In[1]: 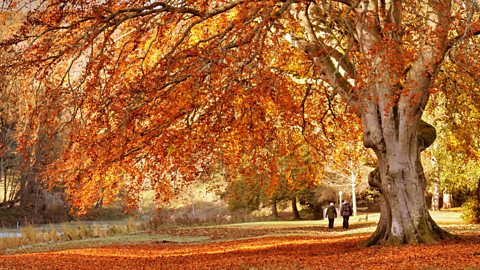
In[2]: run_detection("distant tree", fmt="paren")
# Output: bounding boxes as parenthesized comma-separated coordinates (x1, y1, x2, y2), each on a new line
(425, 56, 480, 221)
(298, 184, 336, 220)
(222, 176, 263, 213)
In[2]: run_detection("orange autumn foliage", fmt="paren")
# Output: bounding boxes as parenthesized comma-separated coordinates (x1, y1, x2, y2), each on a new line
(1, 1, 480, 245)
(1, 1, 354, 212)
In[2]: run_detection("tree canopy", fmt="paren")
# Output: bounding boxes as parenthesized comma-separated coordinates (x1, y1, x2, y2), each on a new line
(1, 0, 480, 245)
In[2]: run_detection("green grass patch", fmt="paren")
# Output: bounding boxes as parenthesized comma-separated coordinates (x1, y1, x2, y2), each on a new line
(4, 232, 207, 254)
(0, 209, 473, 255)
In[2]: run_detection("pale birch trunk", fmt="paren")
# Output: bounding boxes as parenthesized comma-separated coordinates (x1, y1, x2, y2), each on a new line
(432, 175, 441, 211)
(351, 170, 357, 217)
(443, 191, 453, 209)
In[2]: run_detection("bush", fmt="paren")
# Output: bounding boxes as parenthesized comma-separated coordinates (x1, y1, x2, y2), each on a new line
(0, 206, 70, 227)
(80, 206, 128, 221)
(142, 201, 234, 229)
(356, 188, 381, 211)
(462, 198, 480, 224)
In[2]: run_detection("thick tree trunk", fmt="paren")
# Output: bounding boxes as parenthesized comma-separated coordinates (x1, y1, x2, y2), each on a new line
(291, 197, 301, 220)
(363, 121, 450, 246)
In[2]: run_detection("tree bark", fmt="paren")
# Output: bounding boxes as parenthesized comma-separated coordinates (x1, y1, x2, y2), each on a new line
(271, 197, 279, 219)
(364, 120, 450, 246)
(477, 177, 480, 206)
(351, 171, 357, 216)
(443, 191, 452, 209)
(291, 197, 301, 220)
(476, 177, 480, 222)
(1, 157, 5, 204)
(431, 168, 440, 211)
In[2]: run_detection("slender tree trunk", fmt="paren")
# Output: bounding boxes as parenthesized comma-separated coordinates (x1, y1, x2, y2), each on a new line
(3, 169, 9, 204)
(271, 197, 279, 218)
(18, 174, 29, 206)
(477, 177, 480, 204)
(1, 157, 5, 204)
(364, 120, 450, 246)
(351, 169, 357, 216)
(431, 158, 441, 211)
(8, 170, 16, 202)
(443, 191, 452, 209)
(431, 174, 440, 211)
(190, 193, 195, 216)
(291, 197, 301, 220)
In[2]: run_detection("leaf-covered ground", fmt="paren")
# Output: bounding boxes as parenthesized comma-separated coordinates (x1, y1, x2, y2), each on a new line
(1, 223, 480, 270)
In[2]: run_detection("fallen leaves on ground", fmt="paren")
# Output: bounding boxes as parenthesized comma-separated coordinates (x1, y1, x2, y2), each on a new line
(1, 226, 480, 270)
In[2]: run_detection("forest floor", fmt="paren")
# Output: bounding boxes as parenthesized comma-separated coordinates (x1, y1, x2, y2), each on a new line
(0, 211, 479, 270)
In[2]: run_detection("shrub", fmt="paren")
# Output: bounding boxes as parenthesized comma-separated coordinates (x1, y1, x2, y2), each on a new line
(462, 198, 480, 224)
(80, 206, 127, 221)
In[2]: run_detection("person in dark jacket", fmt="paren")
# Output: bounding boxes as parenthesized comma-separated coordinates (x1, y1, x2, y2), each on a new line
(340, 200, 352, 229)
(325, 202, 337, 229)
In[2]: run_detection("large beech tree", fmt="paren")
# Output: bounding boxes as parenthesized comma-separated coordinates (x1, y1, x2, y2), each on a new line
(1, 0, 480, 245)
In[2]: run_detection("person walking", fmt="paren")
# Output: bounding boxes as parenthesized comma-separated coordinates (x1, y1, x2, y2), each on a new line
(326, 202, 337, 229)
(341, 200, 352, 229)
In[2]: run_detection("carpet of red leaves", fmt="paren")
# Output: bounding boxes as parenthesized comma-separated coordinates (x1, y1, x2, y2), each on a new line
(1, 231, 479, 270)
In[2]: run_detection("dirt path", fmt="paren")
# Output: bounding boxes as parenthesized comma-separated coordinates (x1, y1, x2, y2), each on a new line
(1, 233, 479, 270)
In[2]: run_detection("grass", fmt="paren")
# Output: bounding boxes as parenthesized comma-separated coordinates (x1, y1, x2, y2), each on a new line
(6, 233, 208, 254)
(0, 219, 150, 252)
(0, 209, 472, 255)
